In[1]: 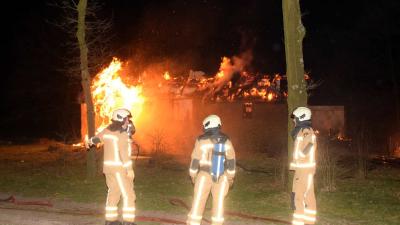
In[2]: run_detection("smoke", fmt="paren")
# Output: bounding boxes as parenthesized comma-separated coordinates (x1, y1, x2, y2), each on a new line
(203, 50, 253, 101)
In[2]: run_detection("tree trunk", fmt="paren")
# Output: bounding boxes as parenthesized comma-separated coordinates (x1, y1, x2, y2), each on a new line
(282, 0, 308, 186)
(77, 0, 97, 179)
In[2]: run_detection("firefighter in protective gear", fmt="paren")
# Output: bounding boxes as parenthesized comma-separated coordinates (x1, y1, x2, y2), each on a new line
(290, 107, 317, 225)
(87, 108, 137, 225)
(187, 115, 236, 225)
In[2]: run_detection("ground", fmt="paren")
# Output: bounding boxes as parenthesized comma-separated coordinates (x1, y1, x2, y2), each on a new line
(0, 195, 269, 225)
(0, 141, 399, 225)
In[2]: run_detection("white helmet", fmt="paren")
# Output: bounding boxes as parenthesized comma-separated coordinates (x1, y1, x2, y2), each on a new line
(292, 107, 312, 121)
(111, 108, 132, 122)
(202, 114, 222, 130)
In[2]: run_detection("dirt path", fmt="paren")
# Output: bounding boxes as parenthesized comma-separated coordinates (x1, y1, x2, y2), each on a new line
(0, 206, 271, 225)
(0, 194, 272, 225)
(0, 207, 102, 225)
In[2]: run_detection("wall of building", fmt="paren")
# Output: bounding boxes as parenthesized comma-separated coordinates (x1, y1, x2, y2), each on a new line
(81, 101, 345, 158)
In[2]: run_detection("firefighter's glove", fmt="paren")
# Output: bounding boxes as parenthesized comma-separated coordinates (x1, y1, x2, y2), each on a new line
(84, 136, 92, 149)
(127, 170, 135, 180)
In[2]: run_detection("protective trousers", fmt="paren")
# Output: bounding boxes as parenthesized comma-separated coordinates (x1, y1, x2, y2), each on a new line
(292, 169, 316, 225)
(187, 172, 229, 225)
(105, 172, 136, 222)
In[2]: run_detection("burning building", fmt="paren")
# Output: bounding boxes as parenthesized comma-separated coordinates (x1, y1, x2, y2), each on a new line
(80, 56, 345, 157)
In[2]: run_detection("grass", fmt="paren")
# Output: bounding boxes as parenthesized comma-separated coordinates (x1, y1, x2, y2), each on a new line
(0, 147, 399, 225)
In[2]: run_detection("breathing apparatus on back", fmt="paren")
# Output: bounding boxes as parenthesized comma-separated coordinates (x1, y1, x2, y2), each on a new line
(202, 115, 229, 182)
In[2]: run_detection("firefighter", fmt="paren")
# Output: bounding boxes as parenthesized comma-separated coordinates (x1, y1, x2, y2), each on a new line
(289, 107, 317, 225)
(187, 115, 236, 225)
(86, 108, 136, 225)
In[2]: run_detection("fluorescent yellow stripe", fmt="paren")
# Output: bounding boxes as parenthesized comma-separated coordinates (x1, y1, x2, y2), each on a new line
(216, 176, 227, 219)
(211, 216, 224, 222)
(290, 162, 316, 168)
(293, 213, 304, 219)
(104, 161, 123, 166)
(123, 207, 136, 211)
(123, 213, 136, 218)
(293, 213, 316, 222)
(105, 206, 118, 211)
(303, 215, 316, 222)
(306, 174, 313, 192)
(123, 161, 133, 168)
(305, 209, 317, 215)
(190, 168, 198, 174)
(200, 144, 214, 151)
(294, 137, 302, 160)
(227, 169, 235, 175)
(116, 172, 128, 208)
(199, 159, 211, 166)
(105, 213, 118, 218)
(292, 220, 304, 225)
(191, 176, 205, 219)
(310, 135, 316, 163)
(188, 214, 202, 220)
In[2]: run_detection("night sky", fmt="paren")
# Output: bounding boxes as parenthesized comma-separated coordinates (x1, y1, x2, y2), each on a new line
(2, 0, 400, 146)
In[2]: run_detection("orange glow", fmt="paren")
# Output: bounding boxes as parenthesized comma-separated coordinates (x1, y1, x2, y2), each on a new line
(258, 89, 267, 99)
(215, 57, 231, 79)
(250, 87, 258, 96)
(91, 57, 145, 131)
(163, 71, 171, 80)
(267, 93, 273, 101)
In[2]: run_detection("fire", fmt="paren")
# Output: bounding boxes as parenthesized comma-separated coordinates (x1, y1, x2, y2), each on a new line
(91, 57, 145, 131)
(267, 93, 273, 101)
(163, 71, 171, 80)
(216, 71, 224, 78)
(215, 57, 233, 79)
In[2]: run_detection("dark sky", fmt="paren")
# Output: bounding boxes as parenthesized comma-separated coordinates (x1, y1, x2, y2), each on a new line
(1, 0, 400, 144)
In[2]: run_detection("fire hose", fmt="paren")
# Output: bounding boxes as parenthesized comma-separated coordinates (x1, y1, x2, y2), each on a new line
(0, 195, 185, 224)
(236, 162, 273, 174)
(0, 195, 53, 207)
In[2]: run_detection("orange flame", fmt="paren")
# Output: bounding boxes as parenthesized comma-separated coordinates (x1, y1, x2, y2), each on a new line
(267, 93, 273, 101)
(91, 57, 145, 131)
(215, 57, 232, 79)
(216, 71, 224, 78)
(163, 71, 171, 80)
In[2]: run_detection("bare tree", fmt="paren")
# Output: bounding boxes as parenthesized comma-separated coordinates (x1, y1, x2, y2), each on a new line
(48, 0, 114, 79)
(49, 0, 114, 179)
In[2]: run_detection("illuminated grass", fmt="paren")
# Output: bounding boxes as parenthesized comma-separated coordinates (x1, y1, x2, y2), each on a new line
(0, 150, 399, 224)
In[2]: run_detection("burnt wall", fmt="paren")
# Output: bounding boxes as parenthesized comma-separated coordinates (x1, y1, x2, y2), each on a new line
(83, 101, 345, 159)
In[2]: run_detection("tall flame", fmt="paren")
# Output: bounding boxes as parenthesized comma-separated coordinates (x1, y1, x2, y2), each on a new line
(91, 58, 145, 131)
